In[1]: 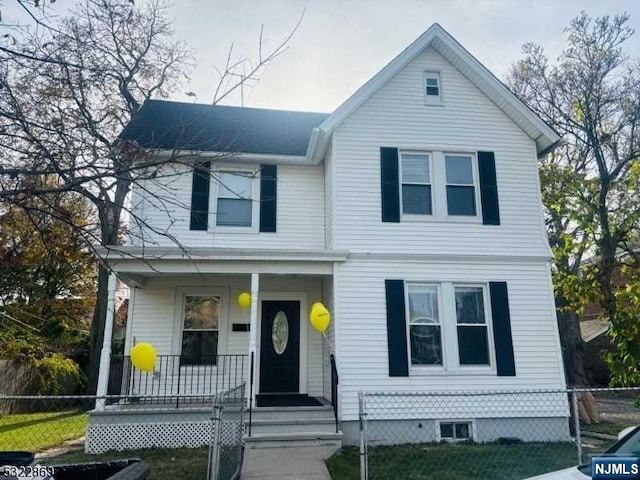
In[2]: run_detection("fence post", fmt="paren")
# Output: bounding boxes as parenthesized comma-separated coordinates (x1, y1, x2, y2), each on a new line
(571, 390, 583, 464)
(359, 392, 368, 480)
(209, 404, 223, 480)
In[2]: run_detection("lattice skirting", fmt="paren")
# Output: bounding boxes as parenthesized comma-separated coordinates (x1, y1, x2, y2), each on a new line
(85, 420, 243, 454)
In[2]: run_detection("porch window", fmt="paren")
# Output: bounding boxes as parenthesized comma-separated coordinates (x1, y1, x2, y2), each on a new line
(181, 295, 219, 365)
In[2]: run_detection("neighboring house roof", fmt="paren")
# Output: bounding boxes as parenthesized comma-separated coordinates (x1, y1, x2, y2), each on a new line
(580, 317, 610, 343)
(119, 100, 329, 156)
(308, 23, 561, 162)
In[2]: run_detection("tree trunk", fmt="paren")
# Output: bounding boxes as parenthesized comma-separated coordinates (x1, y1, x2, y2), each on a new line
(555, 296, 588, 386)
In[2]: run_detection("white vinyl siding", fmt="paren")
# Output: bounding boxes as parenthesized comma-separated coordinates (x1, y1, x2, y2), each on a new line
(131, 163, 325, 250)
(331, 46, 550, 256)
(334, 259, 565, 420)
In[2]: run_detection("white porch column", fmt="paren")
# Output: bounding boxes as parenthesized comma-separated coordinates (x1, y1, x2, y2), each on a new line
(248, 273, 260, 404)
(95, 274, 118, 411)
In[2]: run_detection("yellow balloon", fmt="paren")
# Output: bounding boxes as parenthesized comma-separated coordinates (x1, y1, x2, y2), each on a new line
(130, 342, 157, 373)
(311, 302, 324, 312)
(238, 292, 252, 309)
(310, 305, 331, 333)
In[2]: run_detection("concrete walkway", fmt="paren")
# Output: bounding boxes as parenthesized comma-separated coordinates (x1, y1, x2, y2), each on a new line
(241, 446, 338, 480)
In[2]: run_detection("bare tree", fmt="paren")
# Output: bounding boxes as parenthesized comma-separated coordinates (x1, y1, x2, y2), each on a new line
(508, 12, 640, 385)
(0, 0, 301, 392)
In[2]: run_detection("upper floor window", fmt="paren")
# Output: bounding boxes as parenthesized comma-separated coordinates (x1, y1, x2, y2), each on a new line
(381, 148, 499, 225)
(445, 155, 477, 216)
(216, 171, 254, 227)
(397, 151, 479, 220)
(401, 152, 432, 215)
(424, 71, 442, 104)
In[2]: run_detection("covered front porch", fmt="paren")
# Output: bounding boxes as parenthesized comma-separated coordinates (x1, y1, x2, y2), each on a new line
(88, 247, 345, 452)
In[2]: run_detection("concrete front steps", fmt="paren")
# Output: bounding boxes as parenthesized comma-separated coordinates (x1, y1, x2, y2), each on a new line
(244, 405, 342, 449)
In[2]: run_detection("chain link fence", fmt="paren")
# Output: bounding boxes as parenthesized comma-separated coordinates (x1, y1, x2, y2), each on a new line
(0, 386, 246, 480)
(356, 387, 640, 480)
(208, 383, 245, 480)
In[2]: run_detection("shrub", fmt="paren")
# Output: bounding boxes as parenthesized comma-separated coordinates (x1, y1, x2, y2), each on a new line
(32, 353, 85, 395)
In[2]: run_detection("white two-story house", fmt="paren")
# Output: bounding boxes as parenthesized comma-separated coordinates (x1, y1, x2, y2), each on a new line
(88, 23, 567, 453)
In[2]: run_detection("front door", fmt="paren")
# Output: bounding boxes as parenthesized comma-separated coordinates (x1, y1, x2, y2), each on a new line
(259, 300, 300, 393)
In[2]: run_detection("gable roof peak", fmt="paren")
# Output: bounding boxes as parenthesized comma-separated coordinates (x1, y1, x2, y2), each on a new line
(311, 23, 560, 161)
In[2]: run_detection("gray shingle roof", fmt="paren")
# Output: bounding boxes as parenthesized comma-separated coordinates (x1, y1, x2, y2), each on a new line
(119, 100, 329, 156)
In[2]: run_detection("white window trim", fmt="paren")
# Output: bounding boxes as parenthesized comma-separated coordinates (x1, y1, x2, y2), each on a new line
(209, 165, 260, 233)
(399, 151, 482, 223)
(399, 151, 434, 219)
(407, 281, 496, 376)
(404, 283, 445, 371)
(424, 70, 444, 106)
(444, 153, 482, 221)
(172, 287, 230, 364)
(436, 419, 476, 442)
(453, 283, 495, 372)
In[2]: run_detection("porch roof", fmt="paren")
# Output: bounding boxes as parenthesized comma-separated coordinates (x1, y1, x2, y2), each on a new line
(96, 247, 348, 285)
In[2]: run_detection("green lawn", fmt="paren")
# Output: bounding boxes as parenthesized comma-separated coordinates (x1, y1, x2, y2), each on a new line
(47, 448, 210, 480)
(327, 443, 579, 480)
(0, 410, 88, 451)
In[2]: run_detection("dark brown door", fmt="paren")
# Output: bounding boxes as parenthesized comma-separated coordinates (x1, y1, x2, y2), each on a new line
(259, 300, 300, 393)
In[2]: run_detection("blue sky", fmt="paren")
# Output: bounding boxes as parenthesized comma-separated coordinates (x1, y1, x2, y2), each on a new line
(4, 0, 640, 112)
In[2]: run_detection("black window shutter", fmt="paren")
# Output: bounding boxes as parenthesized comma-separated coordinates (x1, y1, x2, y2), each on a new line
(259, 164, 277, 232)
(490, 282, 516, 376)
(385, 279, 409, 377)
(189, 161, 211, 231)
(380, 147, 400, 222)
(478, 151, 500, 225)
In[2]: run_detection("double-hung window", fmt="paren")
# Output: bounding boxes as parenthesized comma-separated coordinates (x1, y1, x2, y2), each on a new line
(216, 171, 253, 227)
(181, 295, 220, 365)
(406, 282, 492, 371)
(407, 284, 442, 365)
(396, 151, 479, 221)
(400, 152, 432, 216)
(455, 286, 490, 366)
(445, 154, 476, 216)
